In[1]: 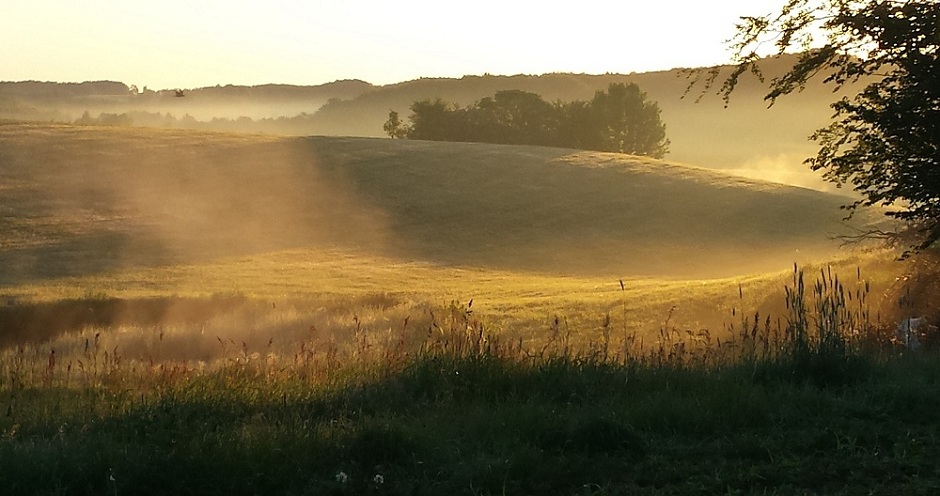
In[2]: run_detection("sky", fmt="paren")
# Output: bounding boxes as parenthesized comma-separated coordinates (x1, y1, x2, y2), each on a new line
(2, 0, 787, 90)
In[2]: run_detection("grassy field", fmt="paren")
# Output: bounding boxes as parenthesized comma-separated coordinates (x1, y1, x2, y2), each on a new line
(3, 123, 938, 494)
(0, 122, 882, 279)
(0, 122, 900, 349)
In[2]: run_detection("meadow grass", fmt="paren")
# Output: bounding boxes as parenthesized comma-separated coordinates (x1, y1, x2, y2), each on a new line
(0, 245, 908, 358)
(2, 261, 940, 495)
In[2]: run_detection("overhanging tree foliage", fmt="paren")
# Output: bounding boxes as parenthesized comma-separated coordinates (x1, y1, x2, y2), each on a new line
(701, 0, 940, 250)
(387, 83, 669, 158)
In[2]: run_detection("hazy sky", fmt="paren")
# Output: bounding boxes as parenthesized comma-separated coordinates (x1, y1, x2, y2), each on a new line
(3, 0, 786, 90)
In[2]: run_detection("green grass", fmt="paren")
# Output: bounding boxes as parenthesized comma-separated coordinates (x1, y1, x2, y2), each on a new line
(2, 260, 938, 494)
(3, 324, 940, 495)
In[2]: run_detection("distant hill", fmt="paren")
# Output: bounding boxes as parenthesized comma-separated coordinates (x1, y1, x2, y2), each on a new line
(0, 79, 374, 120)
(0, 78, 373, 101)
(0, 80, 131, 98)
(0, 123, 885, 284)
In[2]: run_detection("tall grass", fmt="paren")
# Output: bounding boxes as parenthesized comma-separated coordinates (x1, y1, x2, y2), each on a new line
(0, 264, 904, 392)
(1, 265, 937, 494)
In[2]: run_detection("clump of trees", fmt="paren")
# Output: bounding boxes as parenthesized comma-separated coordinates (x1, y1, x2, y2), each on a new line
(385, 83, 670, 158)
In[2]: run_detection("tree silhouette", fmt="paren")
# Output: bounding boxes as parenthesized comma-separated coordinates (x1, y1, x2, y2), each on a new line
(399, 85, 669, 158)
(702, 0, 940, 250)
(383, 110, 406, 139)
(588, 83, 669, 158)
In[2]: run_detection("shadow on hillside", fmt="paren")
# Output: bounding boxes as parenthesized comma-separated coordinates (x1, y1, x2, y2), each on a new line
(0, 231, 177, 287)
(0, 295, 251, 348)
(299, 137, 856, 278)
(0, 128, 393, 285)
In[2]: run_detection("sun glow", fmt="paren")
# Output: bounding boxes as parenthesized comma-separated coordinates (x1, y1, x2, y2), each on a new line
(3, 0, 787, 89)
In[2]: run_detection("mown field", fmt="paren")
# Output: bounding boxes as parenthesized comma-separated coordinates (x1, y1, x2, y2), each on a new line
(2, 122, 938, 495)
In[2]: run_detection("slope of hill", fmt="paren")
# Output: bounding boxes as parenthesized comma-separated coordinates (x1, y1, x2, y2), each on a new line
(0, 123, 883, 286)
(303, 136, 878, 276)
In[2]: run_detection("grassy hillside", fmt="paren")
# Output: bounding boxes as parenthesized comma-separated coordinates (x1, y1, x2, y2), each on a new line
(0, 122, 879, 285)
(0, 122, 903, 353)
(0, 124, 896, 352)
(305, 137, 880, 276)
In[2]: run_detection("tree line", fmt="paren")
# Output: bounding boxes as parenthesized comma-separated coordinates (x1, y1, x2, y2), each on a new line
(384, 83, 669, 158)
(71, 110, 322, 134)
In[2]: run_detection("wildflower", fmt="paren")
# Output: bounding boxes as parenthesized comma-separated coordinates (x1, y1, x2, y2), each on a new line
(373, 474, 385, 485)
(335, 471, 348, 483)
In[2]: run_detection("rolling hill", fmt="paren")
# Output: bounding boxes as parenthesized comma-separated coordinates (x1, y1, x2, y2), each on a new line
(0, 122, 884, 288)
